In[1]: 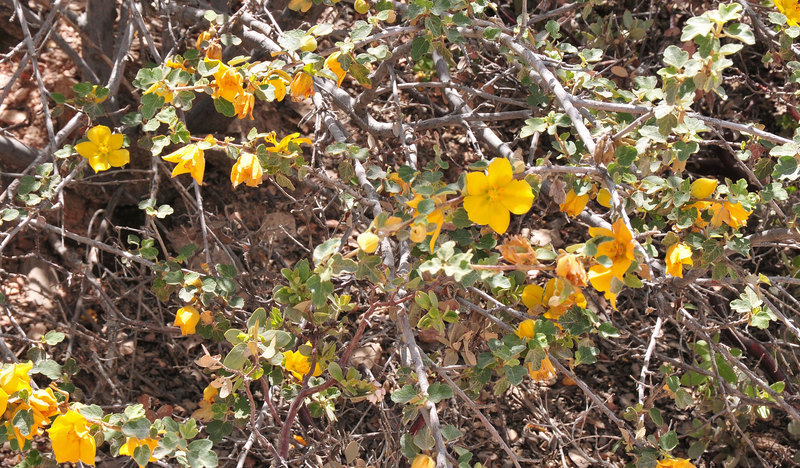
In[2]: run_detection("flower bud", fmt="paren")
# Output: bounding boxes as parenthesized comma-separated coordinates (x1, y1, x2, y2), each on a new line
(357, 232, 380, 253)
(300, 35, 317, 52)
(691, 178, 718, 200)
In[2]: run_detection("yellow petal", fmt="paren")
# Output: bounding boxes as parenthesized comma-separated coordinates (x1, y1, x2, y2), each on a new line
(500, 179, 535, 215)
(521, 284, 545, 309)
(516, 319, 536, 338)
(465, 171, 488, 196)
(107, 149, 129, 167)
(107, 133, 124, 150)
(75, 141, 99, 160)
(463, 194, 491, 226)
(487, 206, 510, 234)
(487, 158, 513, 187)
(87, 125, 111, 145)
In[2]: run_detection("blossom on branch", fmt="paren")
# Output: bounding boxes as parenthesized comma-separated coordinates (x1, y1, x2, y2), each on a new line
(463, 158, 534, 235)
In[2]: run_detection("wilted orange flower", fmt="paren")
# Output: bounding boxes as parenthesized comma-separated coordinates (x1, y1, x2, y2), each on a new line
(290, 72, 315, 101)
(48, 410, 96, 465)
(656, 458, 696, 468)
(559, 189, 589, 217)
(234, 92, 255, 120)
(555, 252, 587, 288)
(522, 278, 587, 321)
(324, 52, 347, 87)
(174, 305, 200, 335)
(710, 201, 751, 229)
(463, 158, 534, 234)
(587, 219, 636, 309)
(231, 152, 263, 188)
(212, 62, 244, 103)
(162, 137, 212, 185)
(75, 125, 130, 173)
(528, 355, 556, 381)
(407, 194, 447, 250)
(498, 235, 537, 265)
(665, 243, 693, 278)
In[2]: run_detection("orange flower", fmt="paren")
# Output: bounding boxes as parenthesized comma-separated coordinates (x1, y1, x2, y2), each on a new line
(283, 348, 322, 380)
(324, 52, 347, 87)
(119, 437, 160, 467)
(234, 92, 255, 120)
(656, 458, 696, 468)
(665, 243, 693, 278)
(587, 219, 636, 309)
(174, 305, 200, 335)
(48, 410, 96, 465)
(522, 278, 586, 321)
(498, 235, 537, 265)
(0, 361, 33, 395)
(559, 189, 589, 217)
(516, 319, 536, 339)
(775, 0, 800, 26)
(290, 72, 315, 101)
(230, 152, 264, 188)
(555, 252, 587, 288)
(411, 454, 436, 468)
(528, 355, 556, 381)
(407, 193, 447, 250)
(162, 140, 209, 185)
(211, 62, 244, 103)
(710, 201, 751, 229)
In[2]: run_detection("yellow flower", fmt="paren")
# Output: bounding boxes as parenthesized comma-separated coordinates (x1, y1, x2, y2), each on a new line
(411, 454, 436, 468)
(283, 348, 322, 381)
(665, 243, 693, 278)
(463, 158, 534, 234)
(48, 410, 96, 465)
(559, 190, 589, 217)
(325, 52, 347, 87)
(119, 437, 160, 467)
(9, 403, 51, 447)
(75, 125, 130, 173)
(234, 92, 255, 120)
(264, 132, 312, 154)
(357, 232, 380, 253)
(555, 252, 587, 288)
(498, 235, 537, 265)
(710, 201, 751, 229)
(0, 361, 33, 395)
(174, 305, 200, 335)
(407, 193, 447, 250)
(596, 188, 612, 208)
(528, 355, 557, 381)
(776, 0, 800, 26)
(290, 72, 315, 101)
(690, 178, 718, 199)
(231, 152, 264, 188)
(263, 70, 291, 102)
(656, 458, 696, 468)
(211, 62, 244, 103)
(165, 57, 195, 74)
(162, 144, 206, 185)
(516, 319, 536, 339)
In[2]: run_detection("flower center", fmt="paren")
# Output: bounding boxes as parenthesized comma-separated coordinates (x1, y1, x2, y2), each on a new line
(488, 187, 502, 202)
(98, 143, 109, 155)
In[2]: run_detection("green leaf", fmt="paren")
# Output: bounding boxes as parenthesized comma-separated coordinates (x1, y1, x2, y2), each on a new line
(122, 418, 152, 439)
(42, 330, 65, 345)
(483, 27, 501, 41)
(649, 408, 664, 427)
(313, 238, 341, 265)
(681, 16, 713, 41)
(12, 409, 33, 436)
(31, 359, 62, 379)
(663, 45, 690, 68)
(772, 156, 800, 181)
(659, 430, 678, 451)
(350, 21, 373, 41)
(411, 36, 430, 61)
(427, 382, 453, 403)
(133, 445, 153, 467)
(750, 306, 777, 329)
(574, 346, 598, 366)
(223, 343, 250, 370)
(187, 439, 218, 468)
(520, 118, 547, 138)
(391, 384, 419, 404)
(206, 420, 233, 443)
(715, 354, 738, 384)
(725, 23, 754, 45)
(213, 98, 235, 118)
(505, 365, 527, 386)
